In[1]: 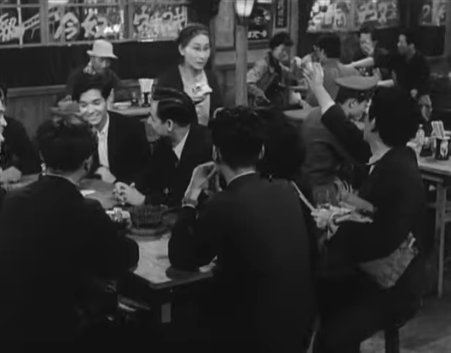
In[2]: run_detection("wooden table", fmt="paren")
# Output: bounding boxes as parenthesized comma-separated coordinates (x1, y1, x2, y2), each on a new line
(79, 178, 214, 323)
(418, 156, 451, 297)
(4, 176, 213, 322)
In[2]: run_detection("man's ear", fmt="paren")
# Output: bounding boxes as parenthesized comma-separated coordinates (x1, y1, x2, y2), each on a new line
(166, 119, 174, 131)
(369, 117, 377, 133)
(83, 156, 93, 173)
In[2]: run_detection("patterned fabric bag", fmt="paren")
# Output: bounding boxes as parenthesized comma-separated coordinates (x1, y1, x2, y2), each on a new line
(358, 233, 418, 289)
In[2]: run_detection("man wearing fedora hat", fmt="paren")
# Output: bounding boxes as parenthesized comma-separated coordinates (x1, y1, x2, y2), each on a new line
(66, 39, 122, 98)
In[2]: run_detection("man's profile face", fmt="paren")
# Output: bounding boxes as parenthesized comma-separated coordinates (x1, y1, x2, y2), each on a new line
(348, 98, 370, 121)
(147, 100, 170, 138)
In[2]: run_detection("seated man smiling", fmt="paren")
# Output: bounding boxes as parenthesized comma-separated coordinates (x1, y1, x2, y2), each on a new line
(115, 87, 212, 207)
(72, 73, 151, 184)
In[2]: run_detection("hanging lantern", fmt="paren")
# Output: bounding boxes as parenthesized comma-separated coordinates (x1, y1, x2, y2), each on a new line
(234, 0, 256, 24)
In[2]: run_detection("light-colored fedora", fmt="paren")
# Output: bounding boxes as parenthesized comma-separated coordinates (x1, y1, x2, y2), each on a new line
(87, 39, 117, 59)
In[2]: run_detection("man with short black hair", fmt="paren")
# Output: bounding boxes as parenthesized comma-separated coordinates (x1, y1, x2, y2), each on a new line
(73, 73, 151, 184)
(168, 106, 316, 350)
(0, 115, 139, 342)
(115, 87, 212, 207)
(0, 85, 41, 184)
(394, 29, 431, 103)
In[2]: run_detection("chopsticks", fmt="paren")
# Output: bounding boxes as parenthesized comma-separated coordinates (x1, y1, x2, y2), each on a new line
(432, 121, 447, 139)
(290, 181, 315, 212)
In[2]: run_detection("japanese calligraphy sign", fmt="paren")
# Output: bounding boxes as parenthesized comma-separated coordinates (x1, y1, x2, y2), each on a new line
(308, 0, 352, 32)
(420, 0, 447, 26)
(133, 4, 189, 41)
(355, 0, 399, 28)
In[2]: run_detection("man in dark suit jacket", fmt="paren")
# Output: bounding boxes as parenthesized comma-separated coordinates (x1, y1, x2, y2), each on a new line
(0, 87, 41, 184)
(0, 115, 138, 343)
(168, 107, 316, 350)
(72, 73, 151, 184)
(115, 87, 212, 207)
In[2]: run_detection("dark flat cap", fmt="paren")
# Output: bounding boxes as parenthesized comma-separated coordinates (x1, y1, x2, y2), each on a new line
(335, 75, 379, 91)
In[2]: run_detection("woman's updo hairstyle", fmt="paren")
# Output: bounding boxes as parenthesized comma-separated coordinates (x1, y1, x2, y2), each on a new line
(176, 23, 210, 49)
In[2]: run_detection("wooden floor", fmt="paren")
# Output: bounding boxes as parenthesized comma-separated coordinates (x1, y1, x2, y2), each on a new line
(362, 276, 451, 353)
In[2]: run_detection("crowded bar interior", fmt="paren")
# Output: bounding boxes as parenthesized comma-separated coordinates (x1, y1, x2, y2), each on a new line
(1, 0, 451, 351)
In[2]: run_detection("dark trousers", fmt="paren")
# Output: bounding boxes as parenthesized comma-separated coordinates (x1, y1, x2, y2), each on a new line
(313, 274, 412, 353)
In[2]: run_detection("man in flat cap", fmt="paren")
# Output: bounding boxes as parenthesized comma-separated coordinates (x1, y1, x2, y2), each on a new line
(301, 63, 377, 206)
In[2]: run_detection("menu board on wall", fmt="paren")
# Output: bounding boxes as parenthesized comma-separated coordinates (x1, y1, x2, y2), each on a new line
(355, 0, 399, 28)
(420, 0, 447, 26)
(248, 0, 272, 41)
(308, 0, 352, 32)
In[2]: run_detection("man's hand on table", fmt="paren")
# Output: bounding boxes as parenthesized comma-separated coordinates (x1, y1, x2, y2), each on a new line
(114, 182, 145, 206)
(94, 166, 116, 184)
(0, 166, 22, 184)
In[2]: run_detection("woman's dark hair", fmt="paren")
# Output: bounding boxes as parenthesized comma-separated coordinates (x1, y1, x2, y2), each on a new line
(369, 86, 420, 147)
(152, 86, 197, 127)
(269, 31, 293, 50)
(255, 107, 305, 180)
(37, 115, 97, 172)
(315, 34, 341, 58)
(176, 23, 210, 49)
(72, 73, 112, 102)
(210, 106, 266, 169)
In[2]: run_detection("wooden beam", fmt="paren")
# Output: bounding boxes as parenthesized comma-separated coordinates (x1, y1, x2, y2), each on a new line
(445, 0, 451, 57)
(235, 21, 248, 106)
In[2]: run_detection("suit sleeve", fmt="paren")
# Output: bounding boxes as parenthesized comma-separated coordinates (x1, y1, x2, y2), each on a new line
(130, 121, 152, 182)
(321, 104, 371, 164)
(83, 199, 139, 277)
(168, 203, 219, 271)
(5, 119, 41, 174)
